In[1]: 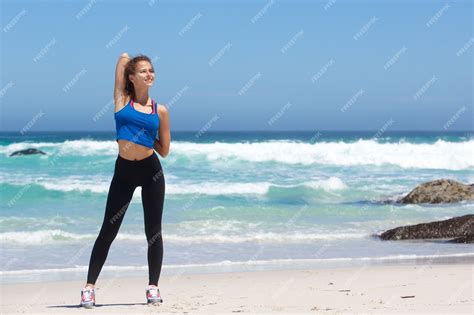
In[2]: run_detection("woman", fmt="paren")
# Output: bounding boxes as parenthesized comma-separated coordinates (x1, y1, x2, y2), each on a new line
(80, 52, 170, 308)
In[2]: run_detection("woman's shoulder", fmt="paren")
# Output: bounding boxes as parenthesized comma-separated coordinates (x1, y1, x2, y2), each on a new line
(156, 104, 169, 117)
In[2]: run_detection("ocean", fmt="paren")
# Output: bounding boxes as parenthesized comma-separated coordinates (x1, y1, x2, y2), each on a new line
(1, 131, 473, 284)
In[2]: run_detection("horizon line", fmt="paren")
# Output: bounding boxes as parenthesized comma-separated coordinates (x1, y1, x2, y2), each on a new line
(0, 129, 473, 133)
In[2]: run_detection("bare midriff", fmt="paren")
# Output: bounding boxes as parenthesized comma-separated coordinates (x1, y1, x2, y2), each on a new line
(117, 139, 154, 161)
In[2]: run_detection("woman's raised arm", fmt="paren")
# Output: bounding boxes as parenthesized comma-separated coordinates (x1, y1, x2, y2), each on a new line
(114, 52, 130, 108)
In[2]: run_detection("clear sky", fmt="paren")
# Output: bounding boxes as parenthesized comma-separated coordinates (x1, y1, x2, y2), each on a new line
(1, 0, 472, 131)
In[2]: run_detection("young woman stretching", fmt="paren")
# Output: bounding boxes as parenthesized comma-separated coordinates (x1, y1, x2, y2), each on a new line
(80, 52, 170, 308)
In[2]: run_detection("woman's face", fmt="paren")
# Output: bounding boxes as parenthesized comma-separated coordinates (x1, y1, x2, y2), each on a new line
(130, 61, 155, 88)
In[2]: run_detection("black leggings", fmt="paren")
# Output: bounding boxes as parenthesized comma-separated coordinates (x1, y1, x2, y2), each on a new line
(86, 152, 165, 286)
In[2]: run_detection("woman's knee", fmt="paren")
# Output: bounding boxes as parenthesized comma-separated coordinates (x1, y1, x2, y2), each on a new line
(97, 223, 120, 243)
(146, 226, 162, 246)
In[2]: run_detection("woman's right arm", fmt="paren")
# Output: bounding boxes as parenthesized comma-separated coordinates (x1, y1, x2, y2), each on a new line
(114, 52, 130, 109)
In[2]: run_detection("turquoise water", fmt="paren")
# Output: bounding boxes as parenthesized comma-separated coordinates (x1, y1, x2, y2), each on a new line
(0, 131, 473, 283)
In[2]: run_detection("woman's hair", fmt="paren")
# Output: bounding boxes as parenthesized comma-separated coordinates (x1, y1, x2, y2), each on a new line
(124, 54, 153, 99)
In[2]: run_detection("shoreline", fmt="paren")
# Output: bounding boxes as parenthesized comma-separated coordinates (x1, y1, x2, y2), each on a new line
(1, 262, 472, 314)
(1, 252, 473, 285)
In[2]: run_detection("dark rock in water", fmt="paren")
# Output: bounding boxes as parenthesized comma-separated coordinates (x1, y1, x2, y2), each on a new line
(399, 179, 474, 204)
(9, 148, 47, 156)
(379, 214, 473, 243)
(449, 234, 474, 244)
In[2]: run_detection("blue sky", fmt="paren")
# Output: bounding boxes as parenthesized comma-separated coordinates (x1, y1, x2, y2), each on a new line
(1, 0, 472, 131)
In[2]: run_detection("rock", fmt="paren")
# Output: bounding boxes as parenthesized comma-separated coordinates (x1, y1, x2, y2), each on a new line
(399, 179, 474, 204)
(9, 148, 47, 156)
(379, 214, 473, 242)
(449, 234, 474, 244)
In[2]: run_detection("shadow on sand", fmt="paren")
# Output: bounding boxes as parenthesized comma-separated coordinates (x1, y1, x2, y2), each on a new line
(47, 302, 160, 309)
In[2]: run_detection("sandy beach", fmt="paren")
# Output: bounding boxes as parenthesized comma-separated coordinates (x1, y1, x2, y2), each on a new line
(1, 263, 472, 314)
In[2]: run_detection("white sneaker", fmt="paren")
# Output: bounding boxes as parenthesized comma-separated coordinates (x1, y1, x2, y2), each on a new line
(80, 286, 96, 308)
(146, 285, 163, 304)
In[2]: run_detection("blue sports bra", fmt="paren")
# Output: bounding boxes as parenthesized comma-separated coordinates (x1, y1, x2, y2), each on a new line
(115, 98, 160, 149)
